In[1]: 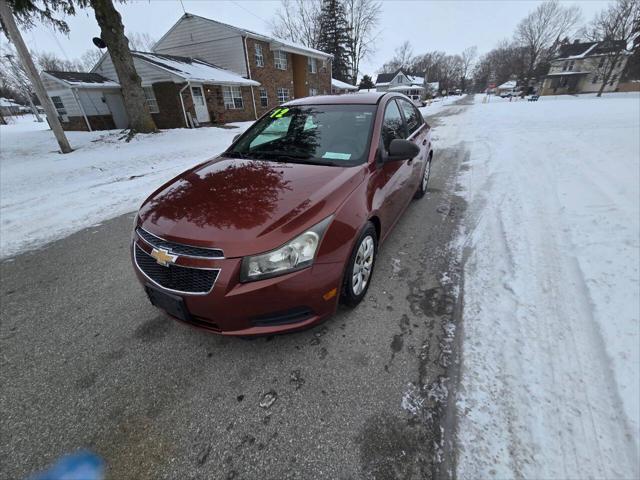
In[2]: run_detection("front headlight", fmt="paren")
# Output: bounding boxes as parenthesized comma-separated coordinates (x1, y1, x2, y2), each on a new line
(240, 216, 333, 282)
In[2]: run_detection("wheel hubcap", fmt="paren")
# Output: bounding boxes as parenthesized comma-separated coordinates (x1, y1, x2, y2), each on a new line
(422, 159, 431, 190)
(352, 236, 374, 295)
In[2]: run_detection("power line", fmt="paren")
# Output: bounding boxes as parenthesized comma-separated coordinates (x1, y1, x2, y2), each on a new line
(229, 0, 269, 26)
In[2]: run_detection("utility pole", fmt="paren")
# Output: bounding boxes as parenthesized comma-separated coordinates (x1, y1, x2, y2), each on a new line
(0, 0, 72, 153)
(5, 54, 43, 122)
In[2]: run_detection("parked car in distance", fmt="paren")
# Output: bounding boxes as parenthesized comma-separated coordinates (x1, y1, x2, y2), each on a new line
(131, 93, 434, 336)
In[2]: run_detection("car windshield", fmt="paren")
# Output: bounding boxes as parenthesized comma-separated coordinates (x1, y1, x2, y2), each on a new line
(226, 104, 376, 166)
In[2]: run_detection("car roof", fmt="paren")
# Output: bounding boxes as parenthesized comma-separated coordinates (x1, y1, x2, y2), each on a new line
(283, 92, 389, 106)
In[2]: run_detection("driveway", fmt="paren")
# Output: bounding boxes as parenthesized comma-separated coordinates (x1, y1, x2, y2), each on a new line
(0, 97, 473, 480)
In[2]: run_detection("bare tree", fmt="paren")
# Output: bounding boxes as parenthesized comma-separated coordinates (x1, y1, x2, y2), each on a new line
(515, 0, 581, 81)
(37, 51, 84, 71)
(344, 0, 381, 84)
(128, 31, 156, 51)
(270, 0, 322, 48)
(584, 0, 639, 96)
(460, 46, 477, 91)
(380, 40, 413, 73)
(80, 48, 103, 71)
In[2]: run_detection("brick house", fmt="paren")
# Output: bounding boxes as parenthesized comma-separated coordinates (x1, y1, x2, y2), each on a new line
(540, 40, 630, 96)
(41, 12, 332, 131)
(153, 13, 333, 119)
(41, 53, 259, 131)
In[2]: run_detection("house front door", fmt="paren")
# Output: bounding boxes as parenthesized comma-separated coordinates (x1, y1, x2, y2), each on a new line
(190, 85, 210, 123)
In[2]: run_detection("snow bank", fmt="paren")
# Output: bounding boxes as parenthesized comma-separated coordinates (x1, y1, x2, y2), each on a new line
(0, 117, 252, 258)
(439, 93, 639, 478)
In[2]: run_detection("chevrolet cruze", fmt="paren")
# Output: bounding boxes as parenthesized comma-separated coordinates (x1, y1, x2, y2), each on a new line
(132, 92, 433, 335)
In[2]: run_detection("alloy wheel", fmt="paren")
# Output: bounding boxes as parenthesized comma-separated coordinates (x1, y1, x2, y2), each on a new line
(352, 235, 374, 295)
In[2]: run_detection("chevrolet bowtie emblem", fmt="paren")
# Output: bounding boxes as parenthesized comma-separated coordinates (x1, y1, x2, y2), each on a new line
(150, 247, 178, 267)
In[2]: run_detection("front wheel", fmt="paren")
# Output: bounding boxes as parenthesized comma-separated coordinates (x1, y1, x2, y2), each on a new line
(414, 154, 432, 199)
(340, 223, 377, 307)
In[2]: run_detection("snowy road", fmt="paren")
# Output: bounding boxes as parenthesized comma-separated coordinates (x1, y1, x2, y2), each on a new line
(0, 105, 469, 479)
(440, 93, 640, 479)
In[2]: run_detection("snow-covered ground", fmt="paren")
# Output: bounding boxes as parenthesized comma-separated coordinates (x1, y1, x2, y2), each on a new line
(0, 116, 252, 258)
(418, 94, 466, 116)
(436, 93, 639, 478)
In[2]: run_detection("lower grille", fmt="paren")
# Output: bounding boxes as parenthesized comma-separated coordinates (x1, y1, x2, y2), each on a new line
(251, 307, 314, 326)
(135, 245, 218, 294)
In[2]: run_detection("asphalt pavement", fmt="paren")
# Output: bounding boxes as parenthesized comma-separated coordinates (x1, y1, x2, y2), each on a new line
(0, 97, 472, 480)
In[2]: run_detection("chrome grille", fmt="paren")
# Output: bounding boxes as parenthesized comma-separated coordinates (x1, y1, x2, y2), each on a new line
(135, 245, 218, 294)
(136, 228, 223, 258)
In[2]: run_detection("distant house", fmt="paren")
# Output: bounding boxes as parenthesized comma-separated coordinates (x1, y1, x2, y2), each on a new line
(496, 80, 518, 96)
(41, 12, 332, 131)
(374, 69, 427, 104)
(331, 78, 358, 94)
(540, 40, 630, 96)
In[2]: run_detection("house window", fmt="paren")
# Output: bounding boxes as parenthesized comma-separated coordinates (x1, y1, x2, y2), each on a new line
(50, 96, 66, 116)
(277, 87, 289, 103)
(562, 61, 568, 71)
(321, 59, 328, 72)
(568, 60, 575, 71)
(255, 43, 264, 68)
(308, 57, 317, 74)
(143, 87, 159, 113)
(274, 50, 287, 70)
(259, 87, 268, 107)
(309, 87, 318, 96)
(223, 86, 244, 109)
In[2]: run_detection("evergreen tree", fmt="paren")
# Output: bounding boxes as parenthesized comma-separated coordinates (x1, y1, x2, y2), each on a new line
(317, 0, 352, 82)
(358, 74, 375, 89)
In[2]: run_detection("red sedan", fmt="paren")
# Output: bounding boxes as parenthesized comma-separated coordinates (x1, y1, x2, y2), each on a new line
(132, 92, 433, 335)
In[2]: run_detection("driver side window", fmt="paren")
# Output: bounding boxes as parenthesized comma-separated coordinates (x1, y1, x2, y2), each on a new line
(381, 100, 407, 153)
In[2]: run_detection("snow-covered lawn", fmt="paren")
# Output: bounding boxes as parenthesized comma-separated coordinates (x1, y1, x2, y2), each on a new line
(438, 93, 639, 478)
(0, 117, 252, 258)
(419, 94, 466, 116)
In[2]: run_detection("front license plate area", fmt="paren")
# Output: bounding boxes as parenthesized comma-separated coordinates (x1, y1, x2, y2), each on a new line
(145, 285, 191, 322)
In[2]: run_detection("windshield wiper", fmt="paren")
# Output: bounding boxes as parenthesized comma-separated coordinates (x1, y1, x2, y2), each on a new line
(251, 151, 339, 166)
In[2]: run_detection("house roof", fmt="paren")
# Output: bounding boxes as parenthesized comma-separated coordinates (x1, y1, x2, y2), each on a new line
(375, 69, 424, 86)
(497, 80, 517, 89)
(131, 51, 260, 86)
(556, 40, 628, 60)
(158, 13, 332, 60)
(331, 78, 358, 90)
(43, 71, 120, 88)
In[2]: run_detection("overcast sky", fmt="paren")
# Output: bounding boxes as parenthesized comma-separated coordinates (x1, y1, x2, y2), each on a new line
(12, 0, 610, 79)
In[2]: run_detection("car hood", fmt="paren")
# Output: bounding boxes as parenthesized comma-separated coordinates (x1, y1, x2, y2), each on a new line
(138, 156, 364, 258)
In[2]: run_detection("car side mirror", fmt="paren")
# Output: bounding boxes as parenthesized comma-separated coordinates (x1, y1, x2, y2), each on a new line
(387, 139, 420, 161)
(232, 134, 241, 143)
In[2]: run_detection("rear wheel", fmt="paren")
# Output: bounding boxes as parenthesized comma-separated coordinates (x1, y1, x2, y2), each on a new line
(414, 153, 432, 199)
(340, 223, 377, 307)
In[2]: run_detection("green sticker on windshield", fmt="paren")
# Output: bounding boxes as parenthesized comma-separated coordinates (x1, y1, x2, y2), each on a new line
(270, 108, 290, 119)
(322, 152, 351, 160)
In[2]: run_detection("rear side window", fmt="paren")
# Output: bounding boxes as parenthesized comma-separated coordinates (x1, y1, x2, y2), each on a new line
(381, 100, 406, 152)
(397, 98, 423, 135)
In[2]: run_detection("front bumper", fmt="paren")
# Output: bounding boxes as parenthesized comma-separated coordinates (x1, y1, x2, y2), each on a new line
(131, 233, 343, 335)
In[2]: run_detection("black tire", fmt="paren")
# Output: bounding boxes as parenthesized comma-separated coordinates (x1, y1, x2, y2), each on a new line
(414, 153, 432, 199)
(340, 222, 378, 308)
